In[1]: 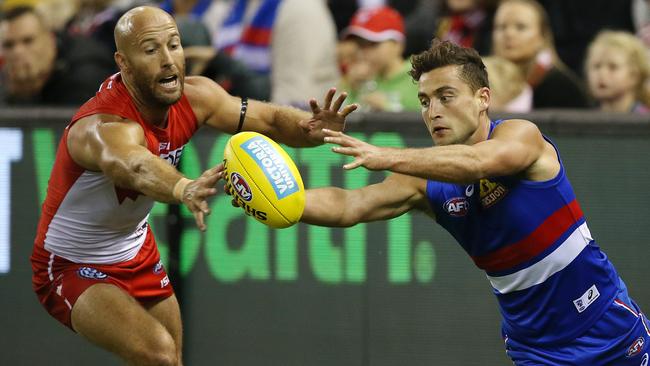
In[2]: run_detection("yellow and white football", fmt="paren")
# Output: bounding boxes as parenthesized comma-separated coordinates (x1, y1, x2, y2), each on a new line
(223, 132, 305, 228)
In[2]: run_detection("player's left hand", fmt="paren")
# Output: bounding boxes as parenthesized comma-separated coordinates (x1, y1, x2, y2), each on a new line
(301, 88, 358, 144)
(323, 129, 389, 171)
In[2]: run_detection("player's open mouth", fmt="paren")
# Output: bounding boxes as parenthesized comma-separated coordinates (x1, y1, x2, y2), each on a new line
(159, 75, 178, 89)
(433, 126, 448, 134)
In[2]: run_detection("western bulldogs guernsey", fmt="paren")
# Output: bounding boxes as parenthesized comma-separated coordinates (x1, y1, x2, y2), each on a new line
(426, 120, 621, 345)
(32, 73, 199, 265)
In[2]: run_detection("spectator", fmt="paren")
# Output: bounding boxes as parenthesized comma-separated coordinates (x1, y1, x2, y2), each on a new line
(537, 0, 635, 77)
(34, 0, 78, 32)
(483, 55, 532, 113)
(159, 0, 214, 19)
(338, 6, 420, 112)
(328, 0, 442, 57)
(492, 0, 592, 109)
(435, 0, 498, 56)
(65, 0, 151, 53)
(158, 0, 218, 46)
(213, 0, 340, 108)
(586, 30, 650, 114)
(402, 0, 441, 57)
(185, 46, 271, 100)
(0, 6, 115, 106)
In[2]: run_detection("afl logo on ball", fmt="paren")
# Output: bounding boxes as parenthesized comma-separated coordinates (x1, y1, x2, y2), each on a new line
(78, 267, 108, 280)
(444, 197, 469, 217)
(231, 172, 253, 201)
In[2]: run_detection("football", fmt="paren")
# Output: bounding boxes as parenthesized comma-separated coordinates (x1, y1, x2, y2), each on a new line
(223, 132, 305, 228)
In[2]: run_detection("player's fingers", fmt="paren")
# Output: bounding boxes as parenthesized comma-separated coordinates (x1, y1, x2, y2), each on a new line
(332, 92, 347, 111)
(204, 172, 222, 186)
(309, 99, 321, 115)
(341, 103, 358, 117)
(213, 162, 225, 173)
(231, 197, 240, 207)
(331, 146, 357, 156)
(193, 211, 206, 231)
(199, 200, 211, 215)
(322, 128, 344, 137)
(200, 187, 218, 198)
(324, 135, 352, 147)
(323, 87, 335, 110)
(343, 159, 363, 170)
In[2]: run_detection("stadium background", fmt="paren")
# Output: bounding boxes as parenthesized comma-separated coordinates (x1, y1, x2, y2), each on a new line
(0, 109, 649, 365)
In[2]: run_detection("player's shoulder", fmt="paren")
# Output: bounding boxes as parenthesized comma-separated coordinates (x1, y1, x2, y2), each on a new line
(184, 76, 222, 99)
(184, 76, 229, 122)
(492, 118, 543, 140)
(495, 118, 539, 130)
(69, 114, 143, 143)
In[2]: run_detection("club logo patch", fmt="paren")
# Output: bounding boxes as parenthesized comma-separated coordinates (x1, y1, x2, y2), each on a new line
(153, 260, 164, 274)
(78, 267, 108, 280)
(479, 179, 508, 208)
(231, 172, 253, 201)
(627, 337, 646, 358)
(443, 197, 470, 217)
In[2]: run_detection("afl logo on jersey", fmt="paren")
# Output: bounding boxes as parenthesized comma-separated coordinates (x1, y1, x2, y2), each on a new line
(153, 260, 164, 274)
(444, 197, 469, 217)
(77, 267, 108, 280)
(626, 336, 646, 358)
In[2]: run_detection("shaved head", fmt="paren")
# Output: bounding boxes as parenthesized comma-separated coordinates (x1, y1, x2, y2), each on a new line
(112, 5, 185, 110)
(114, 6, 176, 52)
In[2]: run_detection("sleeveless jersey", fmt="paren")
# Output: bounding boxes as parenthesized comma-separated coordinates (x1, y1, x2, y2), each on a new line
(32, 73, 199, 264)
(426, 120, 621, 344)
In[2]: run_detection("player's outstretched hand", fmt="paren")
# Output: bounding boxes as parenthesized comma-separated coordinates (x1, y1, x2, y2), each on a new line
(323, 129, 389, 171)
(181, 163, 224, 231)
(302, 88, 358, 144)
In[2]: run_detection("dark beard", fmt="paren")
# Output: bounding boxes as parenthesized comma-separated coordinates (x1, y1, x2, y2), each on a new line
(134, 75, 183, 107)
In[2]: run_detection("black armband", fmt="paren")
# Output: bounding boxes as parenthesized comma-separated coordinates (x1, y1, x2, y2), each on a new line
(236, 97, 248, 133)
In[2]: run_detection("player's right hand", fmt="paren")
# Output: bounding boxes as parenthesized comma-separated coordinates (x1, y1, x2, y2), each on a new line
(181, 163, 224, 231)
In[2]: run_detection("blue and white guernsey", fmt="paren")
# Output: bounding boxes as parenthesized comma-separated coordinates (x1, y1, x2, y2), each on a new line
(426, 120, 621, 344)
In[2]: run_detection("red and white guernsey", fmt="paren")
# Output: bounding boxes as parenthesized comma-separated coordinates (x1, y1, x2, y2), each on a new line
(32, 73, 199, 265)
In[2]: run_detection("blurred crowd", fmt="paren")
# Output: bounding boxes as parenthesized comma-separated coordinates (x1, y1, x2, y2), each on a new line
(1, 0, 649, 115)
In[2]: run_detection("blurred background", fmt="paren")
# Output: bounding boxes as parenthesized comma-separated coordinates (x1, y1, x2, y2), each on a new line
(1, 0, 649, 365)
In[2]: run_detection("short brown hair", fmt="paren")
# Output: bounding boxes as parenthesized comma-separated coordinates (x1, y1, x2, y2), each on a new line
(409, 39, 489, 92)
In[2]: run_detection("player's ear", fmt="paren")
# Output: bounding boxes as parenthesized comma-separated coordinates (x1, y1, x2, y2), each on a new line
(114, 52, 129, 73)
(478, 87, 490, 111)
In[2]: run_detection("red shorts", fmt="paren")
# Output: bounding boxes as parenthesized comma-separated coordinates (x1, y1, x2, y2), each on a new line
(31, 231, 174, 330)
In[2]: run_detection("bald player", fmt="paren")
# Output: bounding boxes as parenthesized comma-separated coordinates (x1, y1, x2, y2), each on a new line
(30, 6, 356, 365)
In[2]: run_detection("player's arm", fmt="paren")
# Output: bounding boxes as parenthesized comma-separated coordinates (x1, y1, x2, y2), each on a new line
(324, 119, 558, 183)
(301, 174, 429, 227)
(67, 115, 222, 230)
(68, 115, 190, 202)
(184, 76, 356, 147)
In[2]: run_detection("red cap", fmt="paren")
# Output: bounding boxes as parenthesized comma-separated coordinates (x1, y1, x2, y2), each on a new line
(341, 6, 405, 43)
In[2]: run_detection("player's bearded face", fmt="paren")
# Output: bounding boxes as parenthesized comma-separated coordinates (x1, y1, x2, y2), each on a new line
(127, 27, 185, 106)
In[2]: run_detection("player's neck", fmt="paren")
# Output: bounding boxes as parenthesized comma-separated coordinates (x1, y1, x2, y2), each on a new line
(122, 77, 170, 127)
(467, 115, 491, 145)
